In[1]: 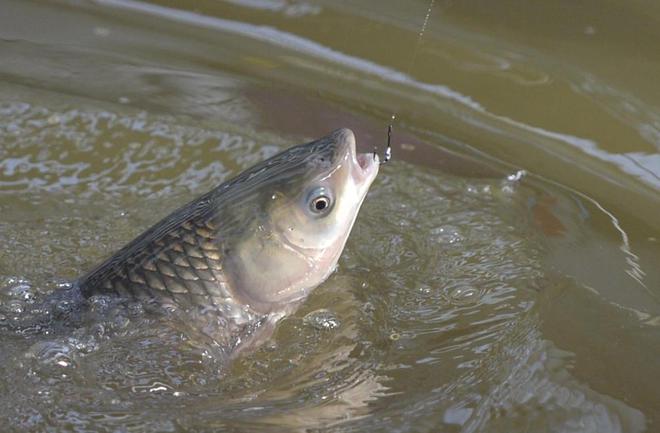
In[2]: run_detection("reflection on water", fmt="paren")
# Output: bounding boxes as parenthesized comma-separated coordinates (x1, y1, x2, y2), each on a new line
(0, 0, 659, 431)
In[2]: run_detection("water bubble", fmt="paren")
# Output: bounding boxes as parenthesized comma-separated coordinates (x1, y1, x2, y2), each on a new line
(54, 299, 75, 315)
(26, 341, 77, 369)
(431, 226, 463, 245)
(6, 300, 25, 314)
(418, 286, 431, 294)
(507, 170, 527, 182)
(67, 334, 99, 354)
(2, 278, 35, 301)
(303, 309, 340, 331)
(466, 185, 479, 194)
(88, 295, 112, 313)
(501, 169, 527, 194)
(55, 281, 73, 291)
(447, 286, 480, 306)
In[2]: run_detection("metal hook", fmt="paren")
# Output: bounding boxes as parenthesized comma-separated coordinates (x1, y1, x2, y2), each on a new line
(382, 123, 392, 164)
(373, 118, 394, 164)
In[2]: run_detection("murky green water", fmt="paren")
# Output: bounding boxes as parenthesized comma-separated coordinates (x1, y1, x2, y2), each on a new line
(1, 0, 659, 431)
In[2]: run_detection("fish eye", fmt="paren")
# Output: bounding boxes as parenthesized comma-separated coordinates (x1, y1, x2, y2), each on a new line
(312, 196, 330, 212)
(307, 187, 333, 214)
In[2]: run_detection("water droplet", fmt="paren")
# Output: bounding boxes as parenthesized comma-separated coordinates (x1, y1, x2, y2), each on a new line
(507, 170, 527, 182)
(501, 170, 527, 194)
(303, 309, 340, 331)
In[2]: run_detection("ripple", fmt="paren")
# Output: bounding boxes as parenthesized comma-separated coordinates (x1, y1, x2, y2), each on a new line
(303, 309, 341, 331)
(0, 97, 630, 432)
(0, 102, 278, 197)
(447, 285, 481, 306)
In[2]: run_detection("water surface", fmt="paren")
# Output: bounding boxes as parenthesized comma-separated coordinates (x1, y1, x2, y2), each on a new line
(1, 0, 659, 432)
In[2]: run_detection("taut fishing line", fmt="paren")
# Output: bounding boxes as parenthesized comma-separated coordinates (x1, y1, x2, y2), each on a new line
(377, 0, 436, 164)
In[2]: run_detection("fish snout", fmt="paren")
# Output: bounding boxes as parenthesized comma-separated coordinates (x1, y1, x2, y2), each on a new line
(336, 128, 380, 185)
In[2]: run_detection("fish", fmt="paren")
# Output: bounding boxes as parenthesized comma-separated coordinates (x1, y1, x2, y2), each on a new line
(74, 128, 380, 352)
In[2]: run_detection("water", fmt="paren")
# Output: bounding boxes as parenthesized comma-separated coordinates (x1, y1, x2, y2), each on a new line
(1, 0, 659, 432)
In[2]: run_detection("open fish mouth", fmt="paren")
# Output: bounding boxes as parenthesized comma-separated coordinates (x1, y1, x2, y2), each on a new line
(357, 152, 376, 168)
(355, 151, 379, 185)
(331, 128, 379, 186)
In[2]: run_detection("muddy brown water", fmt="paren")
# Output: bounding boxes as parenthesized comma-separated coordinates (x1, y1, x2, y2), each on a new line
(1, 1, 659, 432)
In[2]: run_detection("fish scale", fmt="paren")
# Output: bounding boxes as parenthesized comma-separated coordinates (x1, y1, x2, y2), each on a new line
(78, 203, 234, 310)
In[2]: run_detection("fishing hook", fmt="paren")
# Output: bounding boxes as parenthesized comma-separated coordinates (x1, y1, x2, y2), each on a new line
(373, 121, 393, 165)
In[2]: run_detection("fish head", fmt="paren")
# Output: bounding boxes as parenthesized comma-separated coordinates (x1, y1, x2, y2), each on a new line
(225, 128, 379, 310)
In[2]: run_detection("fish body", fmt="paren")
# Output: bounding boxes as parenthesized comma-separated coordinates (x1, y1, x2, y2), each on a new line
(76, 128, 379, 349)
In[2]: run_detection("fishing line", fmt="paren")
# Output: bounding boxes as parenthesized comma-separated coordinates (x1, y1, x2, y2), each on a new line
(379, 0, 436, 164)
(406, 0, 437, 78)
